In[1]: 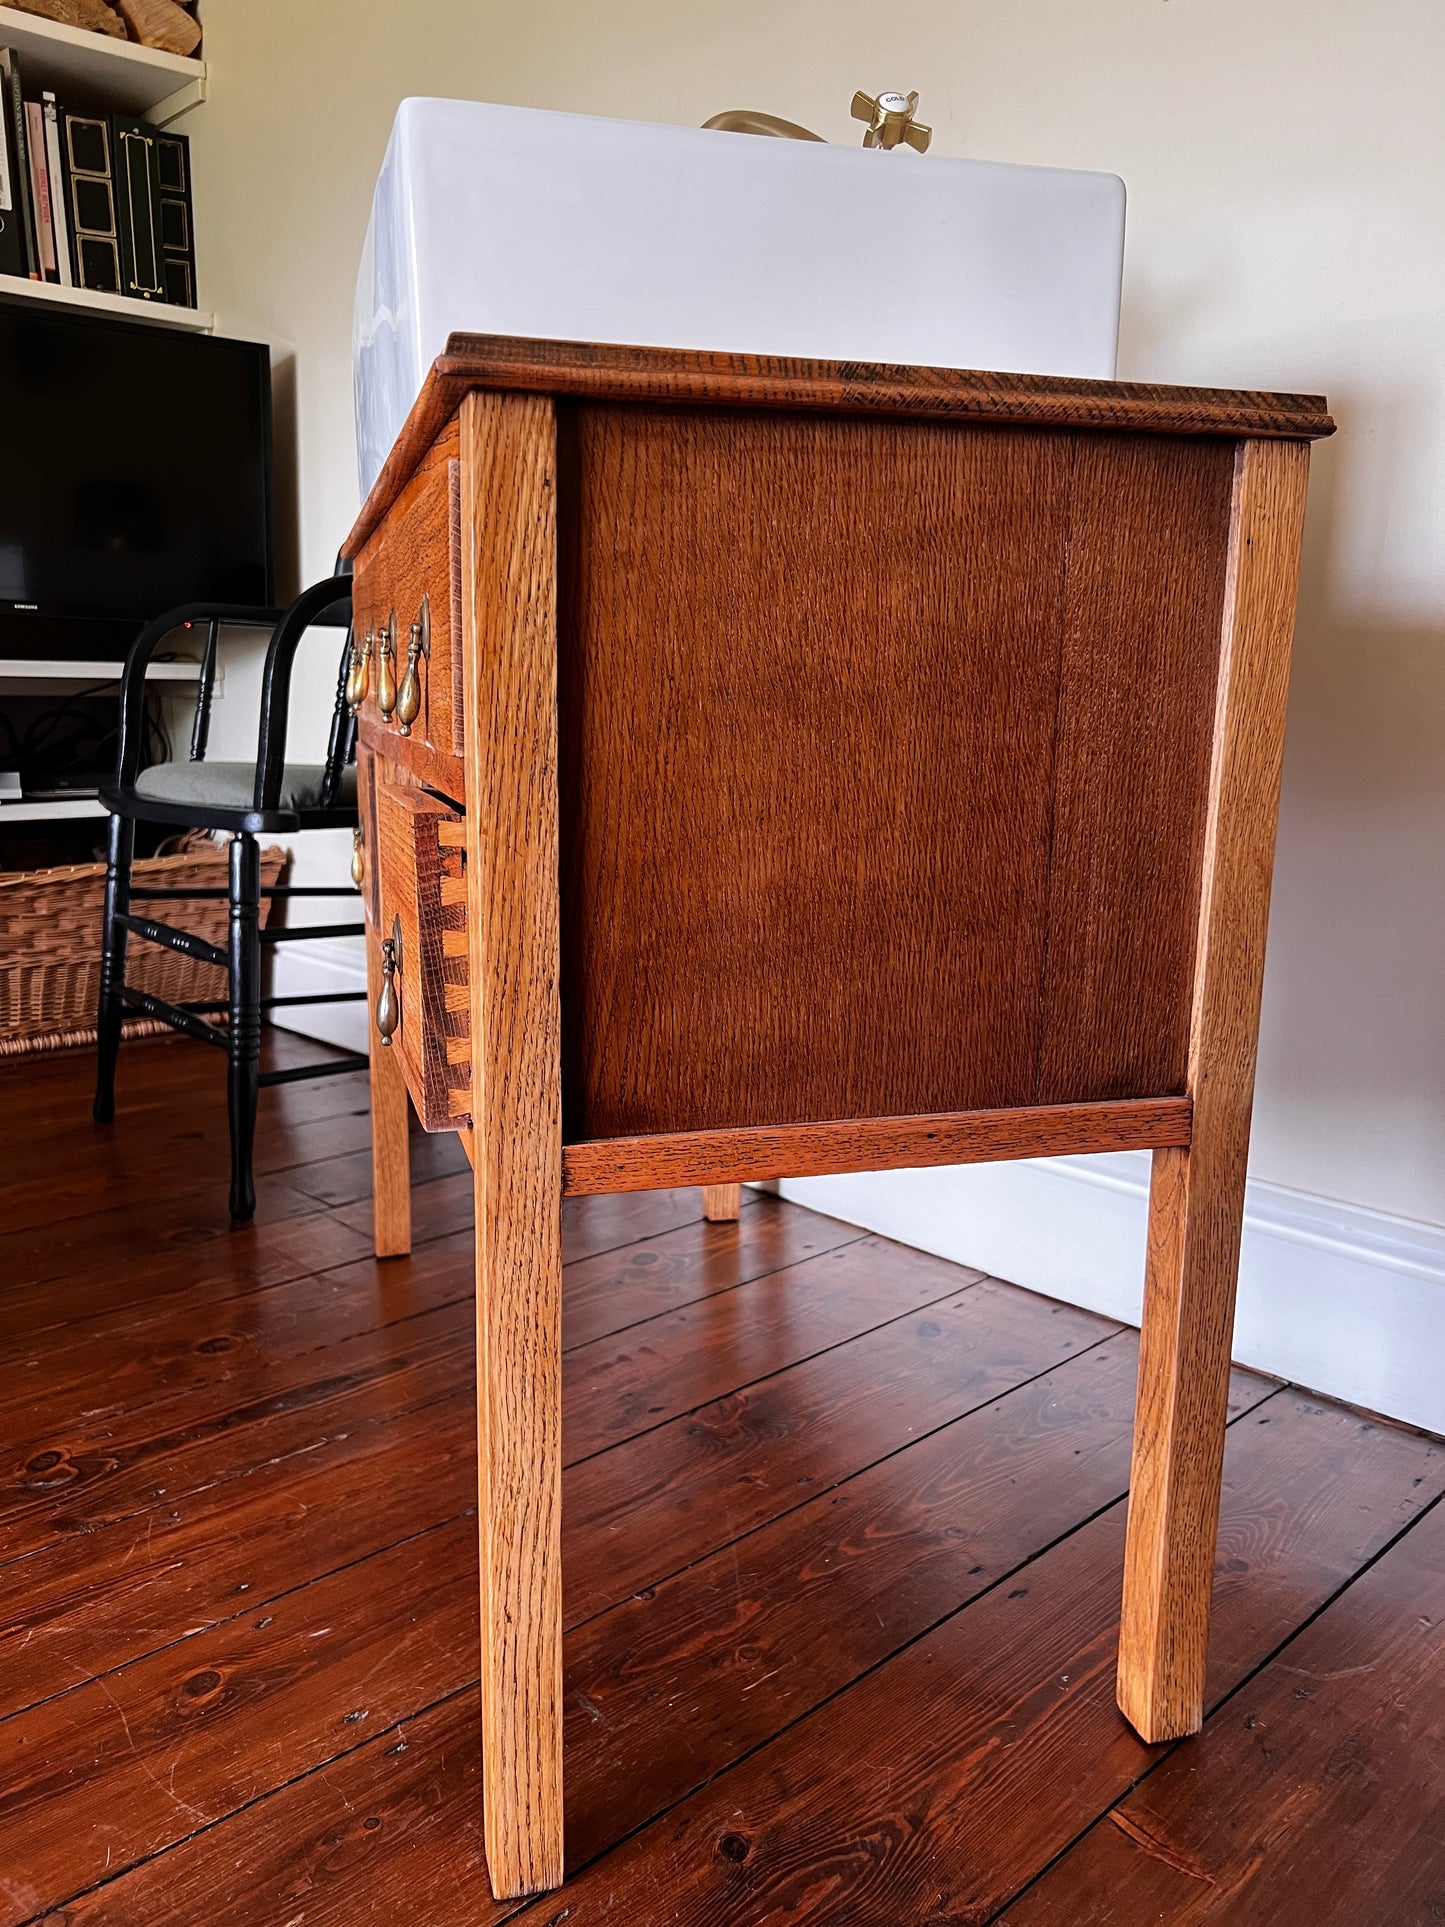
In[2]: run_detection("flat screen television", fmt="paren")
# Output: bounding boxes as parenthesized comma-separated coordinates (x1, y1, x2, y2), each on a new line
(0, 300, 274, 639)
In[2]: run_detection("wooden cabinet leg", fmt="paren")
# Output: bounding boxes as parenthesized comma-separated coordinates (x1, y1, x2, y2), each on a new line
(701, 1183, 742, 1221)
(366, 922, 412, 1258)
(1118, 1141, 1246, 1739)
(1117, 437, 1310, 1744)
(472, 1103, 563, 1896)
(462, 387, 565, 1897)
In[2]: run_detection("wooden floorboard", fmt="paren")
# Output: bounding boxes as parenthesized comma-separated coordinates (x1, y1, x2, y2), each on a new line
(0, 1038, 1440, 1926)
(1001, 1484, 1445, 1925)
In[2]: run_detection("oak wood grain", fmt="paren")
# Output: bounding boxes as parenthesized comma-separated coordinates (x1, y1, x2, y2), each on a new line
(375, 781, 471, 1131)
(459, 386, 566, 1896)
(355, 738, 382, 929)
(355, 711, 465, 803)
(558, 403, 1072, 1135)
(700, 1183, 741, 1222)
(353, 411, 466, 798)
(365, 915, 413, 1257)
(1118, 438, 1313, 1742)
(1038, 433, 1237, 1101)
(561, 1097, 1192, 1192)
(344, 336, 1334, 554)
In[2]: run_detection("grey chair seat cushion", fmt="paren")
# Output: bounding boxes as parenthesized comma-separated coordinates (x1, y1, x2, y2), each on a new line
(134, 761, 357, 814)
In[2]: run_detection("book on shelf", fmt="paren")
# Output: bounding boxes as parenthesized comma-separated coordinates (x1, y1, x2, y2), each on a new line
(64, 109, 120, 295)
(42, 95, 72, 289)
(154, 125, 194, 307)
(0, 49, 37, 279)
(0, 50, 198, 309)
(24, 97, 55, 281)
(0, 52, 25, 278)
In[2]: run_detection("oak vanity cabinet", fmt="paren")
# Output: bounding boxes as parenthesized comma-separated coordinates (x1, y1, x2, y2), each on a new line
(343, 334, 1331, 1901)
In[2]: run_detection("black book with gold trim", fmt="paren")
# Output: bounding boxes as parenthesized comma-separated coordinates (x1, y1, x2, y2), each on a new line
(112, 113, 163, 302)
(154, 127, 195, 307)
(61, 109, 121, 294)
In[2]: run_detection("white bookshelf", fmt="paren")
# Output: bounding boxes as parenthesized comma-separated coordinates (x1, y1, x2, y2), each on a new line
(0, 657, 209, 693)
(0, 8, 214, 857)
(0, 272, 213, 330)
(0, 5, 205, 125)
(1, 661, 208, 825)
(0, 796, 108, 823)
(0, 6, 212, 330)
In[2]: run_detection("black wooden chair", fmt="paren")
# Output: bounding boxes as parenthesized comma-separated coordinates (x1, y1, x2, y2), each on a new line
(94, 571, 368, 1222)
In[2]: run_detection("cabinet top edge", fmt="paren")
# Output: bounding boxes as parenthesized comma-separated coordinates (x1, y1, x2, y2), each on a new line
(344, 332, 1334, 557)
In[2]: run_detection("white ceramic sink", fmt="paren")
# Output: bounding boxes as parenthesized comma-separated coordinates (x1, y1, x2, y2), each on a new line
(353, 98, 1126, 494)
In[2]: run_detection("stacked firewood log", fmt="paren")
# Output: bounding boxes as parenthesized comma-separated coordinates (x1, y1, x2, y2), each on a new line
(6, 0, 202, 58)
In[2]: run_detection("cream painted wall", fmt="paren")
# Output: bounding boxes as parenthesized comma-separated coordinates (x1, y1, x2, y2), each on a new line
(185, 0, 1444, 1227)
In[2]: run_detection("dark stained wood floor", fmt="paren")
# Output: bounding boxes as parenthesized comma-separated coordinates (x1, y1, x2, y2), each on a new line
(2, 1034, 1442, 1924)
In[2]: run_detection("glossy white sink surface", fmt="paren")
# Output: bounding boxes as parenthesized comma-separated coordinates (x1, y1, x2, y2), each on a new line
(354, 98, 1126, 495)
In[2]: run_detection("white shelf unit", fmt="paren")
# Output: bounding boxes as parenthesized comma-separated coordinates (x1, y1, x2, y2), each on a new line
(0, 796, 107, 823)
(0, 6, 211, 329)
(1, 659, 206, 823)
(0, 9, 214, 851)
(0, 273, 213, 331)
(0, 5, 205, 124)
(0, 656, 208, 693)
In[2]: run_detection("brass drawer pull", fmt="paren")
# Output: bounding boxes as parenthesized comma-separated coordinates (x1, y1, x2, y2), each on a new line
(375, 610, 398, 717)
(350, 824, 365, 888)
(375, 915, 401, 1045)
(396, 593, 429, 736)
(346, 628, 373, 713)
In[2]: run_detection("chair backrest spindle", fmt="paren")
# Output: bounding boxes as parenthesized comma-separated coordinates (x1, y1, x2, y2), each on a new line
(188, 617, 220, 763)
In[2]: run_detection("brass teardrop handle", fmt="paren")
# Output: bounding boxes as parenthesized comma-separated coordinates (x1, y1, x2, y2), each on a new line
(393, 589, 427, 732)
(395, 593, 429, 737)
(346, 629, 373, 713)
(350, 824, 365, 888)
(375, 611, 398, 717)
(375, 915, 401, 1046)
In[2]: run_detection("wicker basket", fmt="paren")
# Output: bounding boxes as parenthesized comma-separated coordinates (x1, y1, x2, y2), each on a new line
(0, 841, 288, 1058)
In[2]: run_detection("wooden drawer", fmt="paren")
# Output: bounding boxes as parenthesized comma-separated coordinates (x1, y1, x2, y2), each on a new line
(374, 779, 471, 1132)
(352, 414, 466, 801)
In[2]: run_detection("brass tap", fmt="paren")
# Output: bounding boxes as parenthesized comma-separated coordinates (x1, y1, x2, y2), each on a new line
(701, 108, 825, 142)
(851, 90, 932, 152)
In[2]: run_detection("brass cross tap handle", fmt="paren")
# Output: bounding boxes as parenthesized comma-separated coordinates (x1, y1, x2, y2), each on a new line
(851, 90, 932, 152)
(375, 915, 401, 1046)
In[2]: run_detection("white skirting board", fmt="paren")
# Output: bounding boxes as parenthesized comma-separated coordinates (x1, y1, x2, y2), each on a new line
(265, 937, 370, 1056)
(776, 1155, 1445, 1435)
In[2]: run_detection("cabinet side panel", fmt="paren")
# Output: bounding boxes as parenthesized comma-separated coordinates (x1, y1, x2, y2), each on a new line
(558, 402, 1072, 1139)
(1039, 433, 1237, 1102)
